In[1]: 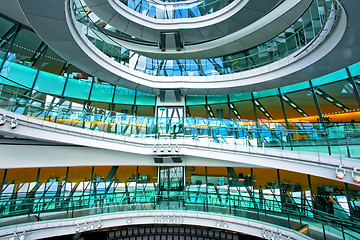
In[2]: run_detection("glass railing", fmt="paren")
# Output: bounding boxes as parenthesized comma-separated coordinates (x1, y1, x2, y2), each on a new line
(116, 0, 235, 20)
(0, 180, 359, 239)
(71, 0, 336, 77)
(1, 82, 360, 160)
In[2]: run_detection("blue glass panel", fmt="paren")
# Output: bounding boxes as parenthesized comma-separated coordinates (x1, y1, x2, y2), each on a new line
(34, 71, 66, 96)
(114, 87, 135, 104)
(229, 93, 251, 102)
(136, 95, 156, 105)
(90, 84, 114, 103)
(281, 81, 310, 94)
(207, 95, 228, 104)
(348, 62, 360, 77)
(0, 61, 36, 88)
(253, 88, 278, 99)
(186, 96, 205, 105)
(63, 78, 92, 100)
(311, 68, 348, 87)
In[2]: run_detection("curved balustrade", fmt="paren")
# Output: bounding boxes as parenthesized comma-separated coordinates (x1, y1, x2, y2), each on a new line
(116, 0, 235, 20)
(72, 0, 336, 77)
(1, 82, 360, 160)
(0, 181, 359, 239)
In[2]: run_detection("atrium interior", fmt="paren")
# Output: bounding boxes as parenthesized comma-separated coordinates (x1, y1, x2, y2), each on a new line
(0, 0, 360, 239)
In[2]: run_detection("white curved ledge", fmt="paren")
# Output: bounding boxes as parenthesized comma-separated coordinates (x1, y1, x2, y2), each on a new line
(109, 0, 313, 59)
(0, 211, 313, 240)
(64, 0, 345, 93)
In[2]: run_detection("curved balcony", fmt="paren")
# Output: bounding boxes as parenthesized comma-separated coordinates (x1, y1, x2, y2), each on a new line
(80, 0, 314, 59)
(115, 0, 236, 20)
(59, 0, 346, 94)
(0, 79, 359, 184)
(83, 0, 279, 43)
(0, 180, 359, 239)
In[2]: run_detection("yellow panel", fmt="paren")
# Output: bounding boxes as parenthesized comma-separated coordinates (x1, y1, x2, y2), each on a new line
(38, 167, 67, 183)
(279, 169, 310, 191)
(67, 166, 92, 182)
(93, 166, 112, 181)
(252, 168, 278, 189)
(6, 168, 38, 184)
(138, 166, 158, 183)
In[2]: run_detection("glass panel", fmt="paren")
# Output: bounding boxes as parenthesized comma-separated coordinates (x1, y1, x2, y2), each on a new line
(34, 71, 66, 96)
(136, 95, 156, 105)
(113, 88, 135, 104)
(186, 96, 205, 105)
(63, 77, 92, 100)
(90, 83, 114, 103)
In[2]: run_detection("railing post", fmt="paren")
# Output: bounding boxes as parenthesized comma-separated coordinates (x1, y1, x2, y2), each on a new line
(322, 224, 327, 240)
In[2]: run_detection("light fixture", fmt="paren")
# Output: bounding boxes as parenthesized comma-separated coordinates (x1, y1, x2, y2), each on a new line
(336, 165, 345, 180)
(0, 115, 5, 126)
(19, 231, 26, 240)
(9, 233, 17, 240)
(10, 118, 18, 129)
(262, 229, 268, 238)
(75, 224, 81, 232)
(352, 167, 360, 183)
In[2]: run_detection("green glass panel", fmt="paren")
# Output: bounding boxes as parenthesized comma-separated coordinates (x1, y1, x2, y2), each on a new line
(90, 84, 114, 103)
(34, 71, 66, 96)
(229, 92, 251, 102)
(348, 61, 360, 77)
(0, 61, 36, 88)
(186, 96, 205, 105)
(281, 81, 310, 94)
(136, 95, 156, 105)
(207, 95, 227, 104)
(63, 78, 92, 100)
(311, 68, 348, 87)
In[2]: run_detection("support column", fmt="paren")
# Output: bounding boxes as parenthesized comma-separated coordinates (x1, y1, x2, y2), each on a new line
(30, 45, 48, 93)
(309, 80, 324, 123)
(251, 92, 261, 146)
(279, 88, 293, 151)
(82, 78, 95, 128)
(0, 24, 21, 72)
(227, 95, 232, 119)
(346, 67, 360, 106)
(277, 169, 284, 208)
(307, 174, 314, 209)
(344, 183, 354, 221)
(107, 86, 116, 133)
(0, 169, 7, 196)
(309, 80, 331, 155)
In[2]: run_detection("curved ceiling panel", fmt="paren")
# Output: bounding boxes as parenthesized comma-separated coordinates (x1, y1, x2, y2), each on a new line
(16, 0, 360, 96)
